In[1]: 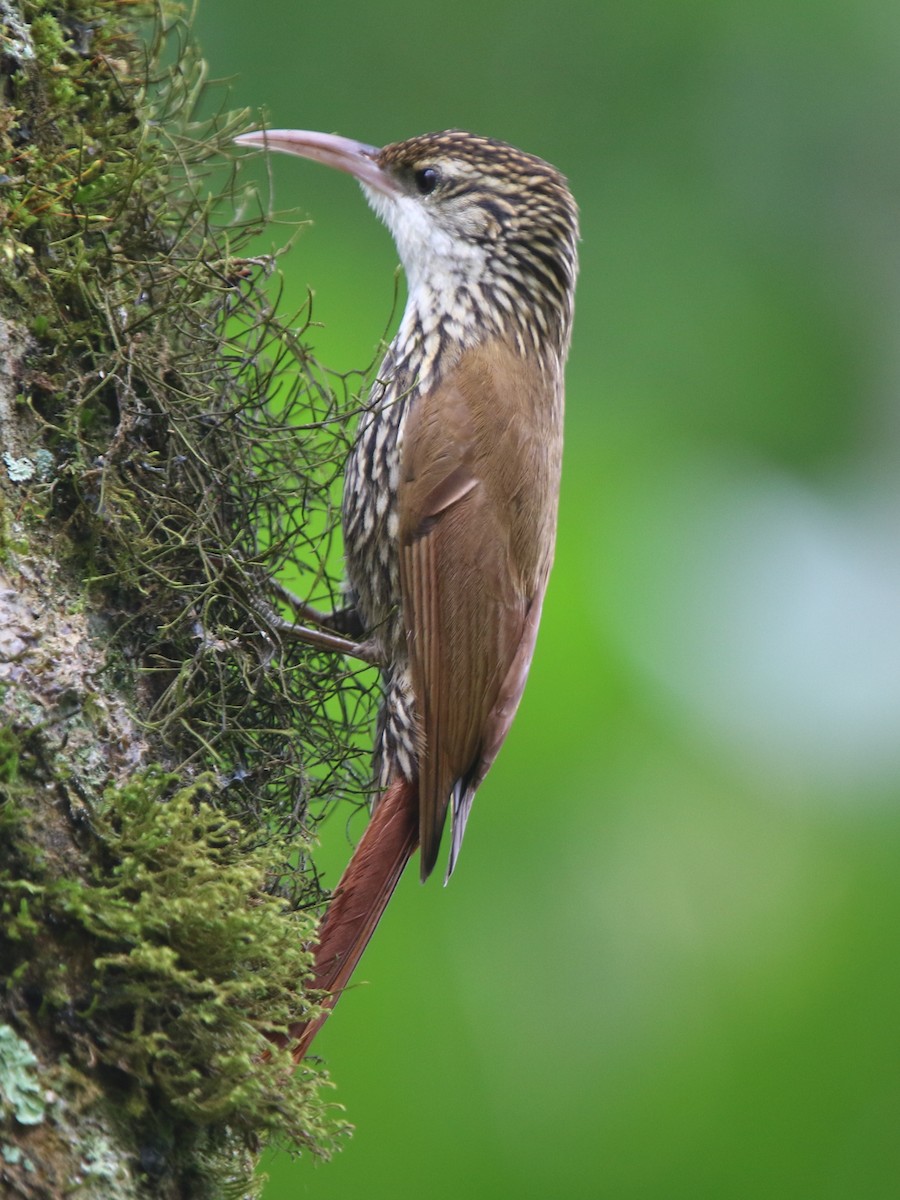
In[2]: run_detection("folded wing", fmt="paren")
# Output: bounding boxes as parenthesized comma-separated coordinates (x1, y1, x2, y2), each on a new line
(397, 337, 561, 880)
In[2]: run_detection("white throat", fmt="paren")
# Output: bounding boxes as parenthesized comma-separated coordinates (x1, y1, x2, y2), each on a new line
(362, 184, 489, 305)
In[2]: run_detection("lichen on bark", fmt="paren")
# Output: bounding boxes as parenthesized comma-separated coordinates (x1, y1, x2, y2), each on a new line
(0, 2, 373, 1195)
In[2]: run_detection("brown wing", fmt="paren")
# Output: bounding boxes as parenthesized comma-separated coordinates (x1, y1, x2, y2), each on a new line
(397, 338, 562, 880)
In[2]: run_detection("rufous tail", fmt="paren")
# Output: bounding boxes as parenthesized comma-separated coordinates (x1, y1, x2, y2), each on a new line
(279, 776, 419, 1063)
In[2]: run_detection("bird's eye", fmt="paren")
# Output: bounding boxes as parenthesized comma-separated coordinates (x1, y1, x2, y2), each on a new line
(413, 167, 440, 196)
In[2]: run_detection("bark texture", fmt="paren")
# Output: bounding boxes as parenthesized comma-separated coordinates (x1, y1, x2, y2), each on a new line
(0, 4, 370, 1195)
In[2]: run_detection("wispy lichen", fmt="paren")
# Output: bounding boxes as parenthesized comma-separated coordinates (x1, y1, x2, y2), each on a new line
(1, 0, 376, 844)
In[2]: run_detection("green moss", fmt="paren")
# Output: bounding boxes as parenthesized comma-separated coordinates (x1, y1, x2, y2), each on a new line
(0, 726, 21, 785)
(0, 492, 31, 562)
(93, 774, 339, 1138)
(1, 769, 348, 1164)
(29, 15, 76, 107)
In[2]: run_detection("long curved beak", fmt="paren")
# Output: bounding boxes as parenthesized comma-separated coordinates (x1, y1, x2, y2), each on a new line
(234, 128, 399, 197)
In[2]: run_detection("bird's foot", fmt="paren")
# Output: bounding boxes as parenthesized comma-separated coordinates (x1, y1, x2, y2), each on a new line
(268, 578, 365, 638)
(270, 615, 381, 665)
(252, 579, 379, 665)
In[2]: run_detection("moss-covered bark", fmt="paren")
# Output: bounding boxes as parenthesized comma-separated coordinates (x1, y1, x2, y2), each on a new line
(0, 3, 370, 1195)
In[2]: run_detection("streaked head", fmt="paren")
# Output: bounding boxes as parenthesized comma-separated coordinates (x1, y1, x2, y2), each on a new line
(235, 128, 579, 353)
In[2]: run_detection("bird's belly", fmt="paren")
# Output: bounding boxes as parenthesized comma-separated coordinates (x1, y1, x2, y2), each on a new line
(342, 400, 420, 785)
(341, 415, 404, 660)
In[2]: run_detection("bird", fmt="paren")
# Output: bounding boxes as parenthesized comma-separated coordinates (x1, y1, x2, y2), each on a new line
(234, 127, 579, 1060)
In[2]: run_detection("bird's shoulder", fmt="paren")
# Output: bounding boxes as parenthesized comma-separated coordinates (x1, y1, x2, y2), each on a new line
(398, 337, 562, 561)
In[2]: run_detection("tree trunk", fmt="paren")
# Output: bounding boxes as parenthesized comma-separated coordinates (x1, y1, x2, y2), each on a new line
(0, 3, 369, 1195)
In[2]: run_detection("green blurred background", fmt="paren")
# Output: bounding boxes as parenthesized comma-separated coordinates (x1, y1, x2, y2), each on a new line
(196, 2, 900, 1196)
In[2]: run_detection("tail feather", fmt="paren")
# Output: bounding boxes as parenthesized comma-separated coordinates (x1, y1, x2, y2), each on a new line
(446, 776, 476, 882)
(285, 776, 419, 1062)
